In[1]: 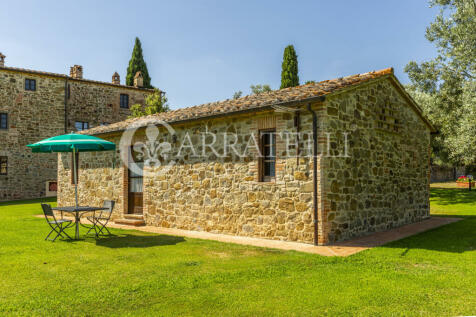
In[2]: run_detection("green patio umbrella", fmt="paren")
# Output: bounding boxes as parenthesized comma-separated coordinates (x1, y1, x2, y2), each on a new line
(27, 133, 116, 207)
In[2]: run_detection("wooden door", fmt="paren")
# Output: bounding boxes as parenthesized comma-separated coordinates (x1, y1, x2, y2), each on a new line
(128, 157, 143, 214)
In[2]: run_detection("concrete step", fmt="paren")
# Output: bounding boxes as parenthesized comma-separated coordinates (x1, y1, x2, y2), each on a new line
(114, 218, 145, 227)
(124, 214, 144, 220)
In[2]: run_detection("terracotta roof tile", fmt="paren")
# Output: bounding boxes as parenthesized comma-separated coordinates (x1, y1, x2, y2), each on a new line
(85, 67, 395, 135)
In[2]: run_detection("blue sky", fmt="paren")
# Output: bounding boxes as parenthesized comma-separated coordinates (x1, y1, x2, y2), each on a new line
(0, 0, 438, 109)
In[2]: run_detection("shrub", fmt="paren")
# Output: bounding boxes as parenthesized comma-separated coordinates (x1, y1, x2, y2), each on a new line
(456, 176, 474, 183)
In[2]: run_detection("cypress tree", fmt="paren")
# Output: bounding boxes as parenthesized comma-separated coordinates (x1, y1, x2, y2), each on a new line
(126, 37, 152, 88)
(280, 45, 299, 89)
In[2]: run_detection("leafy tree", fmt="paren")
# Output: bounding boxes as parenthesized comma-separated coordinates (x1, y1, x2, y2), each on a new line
(126, 37, 153, 88)
(447, 81, 476, 165)
(129, 104, 147, 118)
(305, 80, 316, 84)
(404, 86, 452, 165)
(129, 89, 170, 118)
(280, 45, 300, 89)
(250, 84, 272, 94)
(405, 0, 476, 166)
(233, 91, 243, 99)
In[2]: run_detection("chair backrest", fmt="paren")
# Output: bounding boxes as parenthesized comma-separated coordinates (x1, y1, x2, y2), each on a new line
(41, 203, 56, 222)
(103, 200, 115, 213)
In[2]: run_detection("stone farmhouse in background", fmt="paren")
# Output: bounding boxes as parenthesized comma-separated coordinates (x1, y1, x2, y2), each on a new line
(0, 53, 154, 201)
(58, 68, 436, 245)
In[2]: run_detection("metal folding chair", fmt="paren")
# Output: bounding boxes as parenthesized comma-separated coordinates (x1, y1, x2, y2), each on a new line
(41, 203, 73, 242)
(87, 200, 115, 237)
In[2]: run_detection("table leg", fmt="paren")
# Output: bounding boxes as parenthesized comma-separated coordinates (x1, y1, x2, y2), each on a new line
(75, 212, 80, 240)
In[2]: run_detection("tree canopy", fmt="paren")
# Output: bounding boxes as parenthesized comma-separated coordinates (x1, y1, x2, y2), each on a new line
(250, 84, 272, 94)
(126, 37, 153, 88)
(280, 45, 300, 89)
(405, 0, 476, 166)
(129, 89, 170, 118)
(233, 91, 243, 99)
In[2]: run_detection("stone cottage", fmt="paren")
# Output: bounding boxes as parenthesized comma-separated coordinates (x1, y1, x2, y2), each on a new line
(0, 53, 154, 201)
(57, 68, 435, 245)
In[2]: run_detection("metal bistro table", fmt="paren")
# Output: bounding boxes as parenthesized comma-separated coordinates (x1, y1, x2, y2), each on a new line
(52, 206, 108, 240)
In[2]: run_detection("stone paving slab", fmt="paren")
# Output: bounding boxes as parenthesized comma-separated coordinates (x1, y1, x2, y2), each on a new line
(326, 216, 462, 256)
(35, 215, 462, 256)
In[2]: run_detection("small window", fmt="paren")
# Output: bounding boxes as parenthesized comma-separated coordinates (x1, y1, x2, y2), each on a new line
(120, 94, 129, 109)
(75, 121, 89, 131)
(0, 113, 7, 130)
(0, 156, 7, 175)
(260, 129, 276, 182)
(25, 79, 36, 91)
(67, 84, 71, 99)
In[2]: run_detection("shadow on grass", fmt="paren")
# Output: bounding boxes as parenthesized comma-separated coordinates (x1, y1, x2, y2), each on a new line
(430, 187, 476, 206)
(94, 233, 185, 248)
(329, 216, 474, 254)
(381, 217, 476, 254)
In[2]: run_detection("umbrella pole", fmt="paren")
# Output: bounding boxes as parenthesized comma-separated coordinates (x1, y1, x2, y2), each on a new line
(73, 147, 79, 208)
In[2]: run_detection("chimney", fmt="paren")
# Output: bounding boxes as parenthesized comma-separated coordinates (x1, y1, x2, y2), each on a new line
(112, 72, 120, 85)
(112, 72, 121, 85)
(0, 53, 5, 67)
(70, 65, 83, 79)
(133, 71, 143, 88)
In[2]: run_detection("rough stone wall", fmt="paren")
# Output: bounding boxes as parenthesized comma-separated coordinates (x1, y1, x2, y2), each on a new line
(57, 148, 125, 213)
(0, 71, 64, 200)
(58, 109, 321, 243)
(0, 68, 151, 201)
(142, 112, 318, 243)
(57, 77, 432, 245)
(66, 81, 148, 130)
(320, 78, 431, 243)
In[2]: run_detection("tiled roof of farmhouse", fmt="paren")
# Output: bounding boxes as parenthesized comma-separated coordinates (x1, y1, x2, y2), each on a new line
(84, 67, 399, 135)
(0, 65, 154, 91)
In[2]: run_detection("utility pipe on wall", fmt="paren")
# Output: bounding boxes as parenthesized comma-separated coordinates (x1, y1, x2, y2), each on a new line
(307, 102, 321, 246)
(64, 79, 69, 133)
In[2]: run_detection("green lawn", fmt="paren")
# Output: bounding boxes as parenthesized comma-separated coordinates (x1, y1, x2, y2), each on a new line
(430, 182, 476, 216)
(0, 187, 475, 316)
